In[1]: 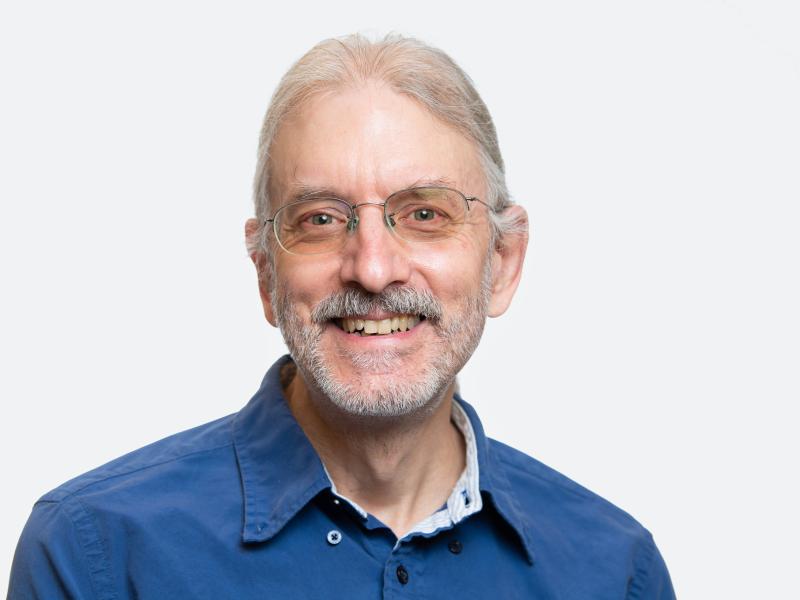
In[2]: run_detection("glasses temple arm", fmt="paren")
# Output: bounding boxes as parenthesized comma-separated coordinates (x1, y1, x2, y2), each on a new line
(466, 197, 501, 214)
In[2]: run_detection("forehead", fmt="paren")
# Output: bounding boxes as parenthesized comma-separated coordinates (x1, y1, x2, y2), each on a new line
(268, 83, 484, 204)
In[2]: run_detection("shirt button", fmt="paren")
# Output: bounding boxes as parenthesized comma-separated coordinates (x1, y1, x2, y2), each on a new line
(396, 565, 409, 585)
(333, 498, 340, 505)
(448, 540, 463, 554)
(326, 530, 342, 545)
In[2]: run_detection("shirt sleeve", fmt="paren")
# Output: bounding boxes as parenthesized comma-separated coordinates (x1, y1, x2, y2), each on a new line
(8, 499, 101, 600)
(626, 532, 676, 600)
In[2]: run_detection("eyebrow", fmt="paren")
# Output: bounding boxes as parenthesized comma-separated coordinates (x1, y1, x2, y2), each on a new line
(286, 185, 343, 204)
(283, 177, 460, 205)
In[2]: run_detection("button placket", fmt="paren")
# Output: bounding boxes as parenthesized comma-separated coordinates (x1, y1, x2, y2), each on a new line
(384, 540, 420, 594)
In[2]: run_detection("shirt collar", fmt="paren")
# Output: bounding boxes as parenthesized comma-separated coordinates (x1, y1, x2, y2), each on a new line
(455, 392, 537, 565)
(233, 355, 535, 564)
(233, 356, 330, 543)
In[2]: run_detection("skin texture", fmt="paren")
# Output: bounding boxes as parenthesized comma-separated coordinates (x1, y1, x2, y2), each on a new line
(246, 81, 528, 537)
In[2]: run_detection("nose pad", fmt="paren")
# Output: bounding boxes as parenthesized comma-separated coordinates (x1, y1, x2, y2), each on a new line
(345, 211, 396, 234)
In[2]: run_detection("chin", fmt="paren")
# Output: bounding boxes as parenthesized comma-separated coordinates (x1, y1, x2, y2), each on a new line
(311, 361, 451, 419)
(330, 346, 407, 373)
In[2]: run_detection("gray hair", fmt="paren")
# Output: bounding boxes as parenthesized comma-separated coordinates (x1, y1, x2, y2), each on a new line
(247, 33, 526, 256)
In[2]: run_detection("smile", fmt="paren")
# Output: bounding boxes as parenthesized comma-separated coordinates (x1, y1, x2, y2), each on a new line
(335, 314, 426, 336)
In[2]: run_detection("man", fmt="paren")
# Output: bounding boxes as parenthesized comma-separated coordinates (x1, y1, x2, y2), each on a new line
(9, 34, 675, 598)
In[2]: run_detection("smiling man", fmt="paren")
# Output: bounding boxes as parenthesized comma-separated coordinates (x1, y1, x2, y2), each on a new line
(9, 35, 675, 599)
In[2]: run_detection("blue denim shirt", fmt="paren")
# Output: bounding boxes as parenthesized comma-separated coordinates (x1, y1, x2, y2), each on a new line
(9, 356, 675, 599)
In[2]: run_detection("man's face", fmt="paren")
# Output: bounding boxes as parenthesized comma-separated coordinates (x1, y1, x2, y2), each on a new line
(259, 83, 512, 418)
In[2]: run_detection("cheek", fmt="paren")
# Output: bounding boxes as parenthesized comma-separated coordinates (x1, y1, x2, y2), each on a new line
(411, 239, 487, 299)
(274, 258, 339, 316)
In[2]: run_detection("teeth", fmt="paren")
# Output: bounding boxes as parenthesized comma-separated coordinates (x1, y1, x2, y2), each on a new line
(338, 314, 423, 335)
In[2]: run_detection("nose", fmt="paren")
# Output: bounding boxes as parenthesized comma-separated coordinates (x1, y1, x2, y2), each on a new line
(338, 204, 411, 293)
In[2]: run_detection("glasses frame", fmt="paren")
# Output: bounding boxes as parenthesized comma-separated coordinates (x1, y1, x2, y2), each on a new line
(264, 186, 497, 255)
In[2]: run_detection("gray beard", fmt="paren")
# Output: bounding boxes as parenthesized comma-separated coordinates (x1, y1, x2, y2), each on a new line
(271, 257, 493, 419)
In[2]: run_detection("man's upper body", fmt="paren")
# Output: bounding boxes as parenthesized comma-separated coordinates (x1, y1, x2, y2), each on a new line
(9, 34, 675, 598)
(10, 356, 673, 599)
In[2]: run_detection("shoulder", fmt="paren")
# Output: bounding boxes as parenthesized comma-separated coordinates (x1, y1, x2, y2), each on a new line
(486, 439, 675, 597)
(10, 414, 240, 599)
(487, 437, 651, 544)
(38, 412, 237, 505)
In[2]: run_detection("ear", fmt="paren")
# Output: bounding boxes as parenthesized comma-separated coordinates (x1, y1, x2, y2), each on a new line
(245, 218, 277, 327)
(487, 205, 529, 318)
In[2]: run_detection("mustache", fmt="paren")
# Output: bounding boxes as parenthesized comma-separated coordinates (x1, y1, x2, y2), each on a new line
(311, 286, 444, 324)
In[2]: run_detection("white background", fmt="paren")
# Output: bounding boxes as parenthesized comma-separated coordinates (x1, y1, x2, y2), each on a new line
(1, 1, 798, 597)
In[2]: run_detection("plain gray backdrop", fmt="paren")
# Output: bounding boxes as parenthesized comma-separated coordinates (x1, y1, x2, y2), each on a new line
(2, 1, 799, 597)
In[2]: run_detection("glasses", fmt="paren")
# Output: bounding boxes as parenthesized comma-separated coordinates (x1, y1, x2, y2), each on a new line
(265, 186, 496, 255)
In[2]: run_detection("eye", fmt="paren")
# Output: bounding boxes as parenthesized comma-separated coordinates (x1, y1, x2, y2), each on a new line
(309, 213, 335, 226)
(289, 203, 349, 229)
(413, 208, 436, 221)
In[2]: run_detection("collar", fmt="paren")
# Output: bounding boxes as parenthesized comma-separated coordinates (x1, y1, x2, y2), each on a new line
(233, 355, 535, 564)
(454, 392, 537, 565)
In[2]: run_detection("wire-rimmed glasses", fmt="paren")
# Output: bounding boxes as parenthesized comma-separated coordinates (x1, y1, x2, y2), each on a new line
(265, 186, 495, 255)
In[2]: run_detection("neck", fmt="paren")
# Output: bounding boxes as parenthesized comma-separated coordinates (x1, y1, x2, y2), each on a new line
(283, 365, 466, 539)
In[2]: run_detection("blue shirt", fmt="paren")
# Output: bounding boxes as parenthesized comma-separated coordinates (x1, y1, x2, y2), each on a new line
(9, 356, 675, 599)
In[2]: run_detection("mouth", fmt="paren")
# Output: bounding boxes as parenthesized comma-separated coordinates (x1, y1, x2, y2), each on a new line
(332, 314, 427, 336)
